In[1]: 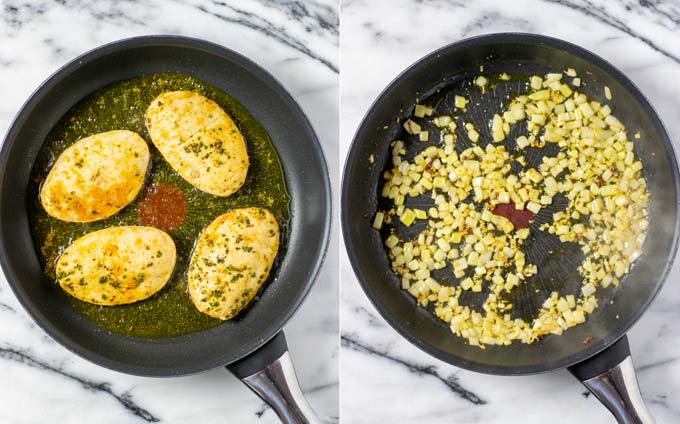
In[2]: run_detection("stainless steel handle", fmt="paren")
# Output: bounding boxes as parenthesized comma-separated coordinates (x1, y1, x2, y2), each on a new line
(242, 351, 321, 424)
(582, 356, 655, 424)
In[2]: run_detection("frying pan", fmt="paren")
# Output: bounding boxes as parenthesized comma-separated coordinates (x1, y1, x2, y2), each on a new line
(342, 33, 678, 423)
(0, 36, 330, 424)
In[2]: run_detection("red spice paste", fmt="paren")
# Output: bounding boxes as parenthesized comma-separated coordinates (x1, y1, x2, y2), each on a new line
(491, 203, 535, 229)
(136, 183, 186, 231)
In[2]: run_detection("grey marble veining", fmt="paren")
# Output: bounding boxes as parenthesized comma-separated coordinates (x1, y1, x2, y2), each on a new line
(0, 1, 338, 423)
(340, 0, 680, 423)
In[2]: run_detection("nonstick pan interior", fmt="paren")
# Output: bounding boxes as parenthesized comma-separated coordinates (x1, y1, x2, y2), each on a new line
(342, 33, 679, 374)
(0, 36, 331, 376)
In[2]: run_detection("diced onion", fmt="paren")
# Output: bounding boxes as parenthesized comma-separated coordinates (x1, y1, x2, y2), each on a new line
(377, 69, 649, 349)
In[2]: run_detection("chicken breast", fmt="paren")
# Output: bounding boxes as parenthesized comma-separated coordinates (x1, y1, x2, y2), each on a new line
(145, 91, 249, 196)
(188, 208, 280, 320)
(56, 226, 176, 306)
(40, 130, 149, 222)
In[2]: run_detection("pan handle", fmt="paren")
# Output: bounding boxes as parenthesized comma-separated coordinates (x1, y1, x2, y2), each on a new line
(567, 335, 654, 424)
(227, 331, 321, 424)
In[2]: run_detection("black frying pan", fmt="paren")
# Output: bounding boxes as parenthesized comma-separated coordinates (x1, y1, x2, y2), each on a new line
(342, 33, 678, 423)
(0, 36, 330, 424)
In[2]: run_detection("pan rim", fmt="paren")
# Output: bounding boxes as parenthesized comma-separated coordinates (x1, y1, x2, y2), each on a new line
(0, 35, 333, 376)
(341, 31, 680, 375)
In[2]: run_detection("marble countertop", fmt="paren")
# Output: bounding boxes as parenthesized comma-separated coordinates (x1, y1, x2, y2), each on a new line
(340, 0, 680, 423)
(0, 1, 338, 423)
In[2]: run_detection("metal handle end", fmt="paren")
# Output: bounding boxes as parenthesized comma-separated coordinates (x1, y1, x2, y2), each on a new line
(242, 352, 321, 424)
(582, 356, 655, 424)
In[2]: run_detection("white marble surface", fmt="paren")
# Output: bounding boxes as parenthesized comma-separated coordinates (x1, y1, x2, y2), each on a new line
(340, 1, 680, 423)
(0, 1, 338, 423)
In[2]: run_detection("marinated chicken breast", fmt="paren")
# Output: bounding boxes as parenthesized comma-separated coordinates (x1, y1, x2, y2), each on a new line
(188, 208, 279, 320)
(145, 91, 249, 196)
(56, 226, 176, 306)
(40, 130, 149, 222)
